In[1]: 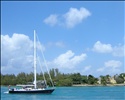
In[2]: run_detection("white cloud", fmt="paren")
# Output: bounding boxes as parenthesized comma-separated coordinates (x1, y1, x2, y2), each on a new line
(96, 60, 122, 75)
(1, 33, 45, 74)
(105, 60, 122, 68)
(92, 41, 124, 57)
(93, 41, 113, 53)
(64, 7, 91, 28)
(52, 50, 87, 69)
(44, 7, 91, 28)
(44, 14, 58, 26)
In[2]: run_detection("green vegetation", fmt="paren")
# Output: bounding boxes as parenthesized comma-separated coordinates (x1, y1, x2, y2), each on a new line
(1, 68, 125, 86)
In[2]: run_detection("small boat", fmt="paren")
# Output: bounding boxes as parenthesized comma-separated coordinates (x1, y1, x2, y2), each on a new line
(8, 30, 55, 94)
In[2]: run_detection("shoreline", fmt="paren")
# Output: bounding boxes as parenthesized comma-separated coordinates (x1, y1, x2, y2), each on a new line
(72, 84, 125, 87)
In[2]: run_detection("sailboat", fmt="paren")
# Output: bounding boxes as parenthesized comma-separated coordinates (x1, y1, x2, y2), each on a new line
(8, 30, 55, 94)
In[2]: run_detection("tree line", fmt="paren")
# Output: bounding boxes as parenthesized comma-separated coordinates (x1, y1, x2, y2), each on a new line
(1, 68, 125, 86)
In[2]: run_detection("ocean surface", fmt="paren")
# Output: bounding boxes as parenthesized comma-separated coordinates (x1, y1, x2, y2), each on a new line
(1, 86, 124, 100)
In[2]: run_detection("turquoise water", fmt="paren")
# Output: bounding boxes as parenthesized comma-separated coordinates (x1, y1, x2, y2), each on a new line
(1, 86, 124, 100)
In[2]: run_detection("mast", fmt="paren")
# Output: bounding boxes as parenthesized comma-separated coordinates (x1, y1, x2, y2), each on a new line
(34, 30, 37, 89)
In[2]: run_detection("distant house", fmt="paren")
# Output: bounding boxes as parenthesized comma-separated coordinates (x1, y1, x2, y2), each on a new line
(97, 78, 101, 84)
(109, 77, 116, 84)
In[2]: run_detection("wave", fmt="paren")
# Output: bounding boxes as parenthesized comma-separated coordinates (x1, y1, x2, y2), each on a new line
(4, 91, 9, 94)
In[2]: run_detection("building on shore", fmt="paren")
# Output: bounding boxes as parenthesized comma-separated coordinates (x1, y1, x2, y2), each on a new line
(109, 76, 116, 84)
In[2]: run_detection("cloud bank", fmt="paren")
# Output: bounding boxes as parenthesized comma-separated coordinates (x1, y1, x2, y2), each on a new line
(1, 33, 44, 74)
(1, 33, 87, 74)
(1, 34, 123, 75)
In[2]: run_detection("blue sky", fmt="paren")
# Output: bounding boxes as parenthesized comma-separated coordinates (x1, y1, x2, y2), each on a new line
(1, 1, 124, 76)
